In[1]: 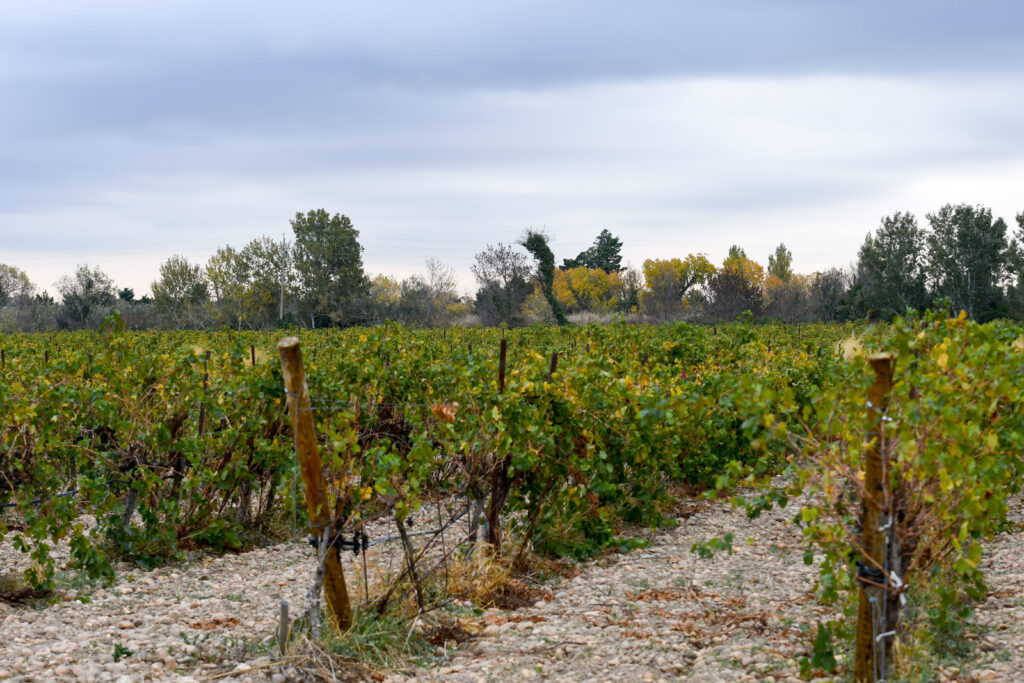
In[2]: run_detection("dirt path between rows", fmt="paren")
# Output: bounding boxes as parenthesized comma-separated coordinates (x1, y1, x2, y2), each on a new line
(2, 495, 1022, 682)
(407, 496, 1024, 683)
(411, 498, 832, 683)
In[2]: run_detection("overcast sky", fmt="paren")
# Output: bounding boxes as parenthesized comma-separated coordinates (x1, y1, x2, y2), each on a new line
(3, 1, 1024, 298)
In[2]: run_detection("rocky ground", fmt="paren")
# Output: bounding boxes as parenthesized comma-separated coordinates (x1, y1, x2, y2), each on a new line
(410, 497, 836, 683)
(961, 500, 1024, 682)
(1, 495, 1022, 682)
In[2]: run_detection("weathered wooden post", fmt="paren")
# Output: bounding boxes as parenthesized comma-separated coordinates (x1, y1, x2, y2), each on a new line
(278, 600, 290, 655)
(198, 350, 210, 436)
(278, 337, 354, 631)
(548, 351, 559, 378)
(855, 352, 896, 682)
(498, 338, 507, 394)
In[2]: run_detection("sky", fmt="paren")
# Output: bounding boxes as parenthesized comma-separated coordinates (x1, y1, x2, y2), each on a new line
(2, 1, 1024, 298)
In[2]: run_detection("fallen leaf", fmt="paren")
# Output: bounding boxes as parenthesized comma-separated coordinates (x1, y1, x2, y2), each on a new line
(189, 617, 240, 630)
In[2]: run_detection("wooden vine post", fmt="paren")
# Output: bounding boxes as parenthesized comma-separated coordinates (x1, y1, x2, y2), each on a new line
(197, 351, 210, 436)
(486, 338, 510, 550)
(498, 338, 507, 393)
(854, 352, 896, 682)
(277, 337, 354, 631)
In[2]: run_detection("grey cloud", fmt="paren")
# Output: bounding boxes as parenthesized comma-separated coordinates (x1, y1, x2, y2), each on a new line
(3, 1, 1024, 294)
(6, 2, 1024, 111)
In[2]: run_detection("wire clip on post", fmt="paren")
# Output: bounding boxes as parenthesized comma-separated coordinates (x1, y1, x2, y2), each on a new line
(856, 560, 887, 586)
(308, 528, 370, 559)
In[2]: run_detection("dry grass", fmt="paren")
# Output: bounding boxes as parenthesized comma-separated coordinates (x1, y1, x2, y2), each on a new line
(445, 544, 513, 606)
(207, 634, 379, 682)
(281, 631, 384, 682)
(236, 526, 562, 680)
(840, 335, 864, 361)
(446, 544, 554, 610)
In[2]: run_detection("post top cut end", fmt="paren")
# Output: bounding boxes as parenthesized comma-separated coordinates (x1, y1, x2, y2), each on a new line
(867, 352, 896, 376)
(277, 337, 300, 350)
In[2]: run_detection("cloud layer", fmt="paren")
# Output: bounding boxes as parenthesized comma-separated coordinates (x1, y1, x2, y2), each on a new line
(2, 1, 1023, 295)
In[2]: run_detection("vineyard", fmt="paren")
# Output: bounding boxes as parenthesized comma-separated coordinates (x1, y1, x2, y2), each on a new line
(3, 313, 1024, 680)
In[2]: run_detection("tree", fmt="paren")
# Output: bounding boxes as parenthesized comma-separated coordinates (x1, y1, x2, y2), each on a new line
(767, 243, 794, 282)
(369, 274, 402, 322)
(0, 264, 34, 306)
(370, 259, 465, 327)
(472, 243, 532, 326)
(926, 204, 1009, 321)
(554, 267, 624, 314)
(809, 267, 851, 322)
(854, 212, 928, 320)
(55, 264, 118, 329)
(727, 245, 748, 261)
(291, 210, 368, 328)
(763, 273, 810, 322)
(393, 272, 452, 327)
(205, 238, 291, 329)
(639, 255, 715, 319)
(239, 236, 292, 328)
(205, 245, 250, 329)
(561, 229, 624, 273)
(707, 248, 764, 321)
(152, 255, 210, 329)
(521, 230, 567, 325)
(413, 258, 466, 326)
(1005, 212, 1024, 318)
(617, 267, 643, 313)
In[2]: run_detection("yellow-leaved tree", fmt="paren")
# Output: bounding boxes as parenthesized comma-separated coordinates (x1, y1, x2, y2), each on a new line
(554, 267, 624, 314)
(707, 246, 764, 321)
(639, 255, 715, 319)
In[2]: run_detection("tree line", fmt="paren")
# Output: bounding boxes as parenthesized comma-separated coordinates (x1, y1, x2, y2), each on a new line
(2, 203, 1023, 331)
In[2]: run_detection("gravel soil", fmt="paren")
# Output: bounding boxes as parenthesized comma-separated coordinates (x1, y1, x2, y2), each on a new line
(407, 498, 834, 683)
(2, 495, 1022, 682)
(960, 499, 1024, 682)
